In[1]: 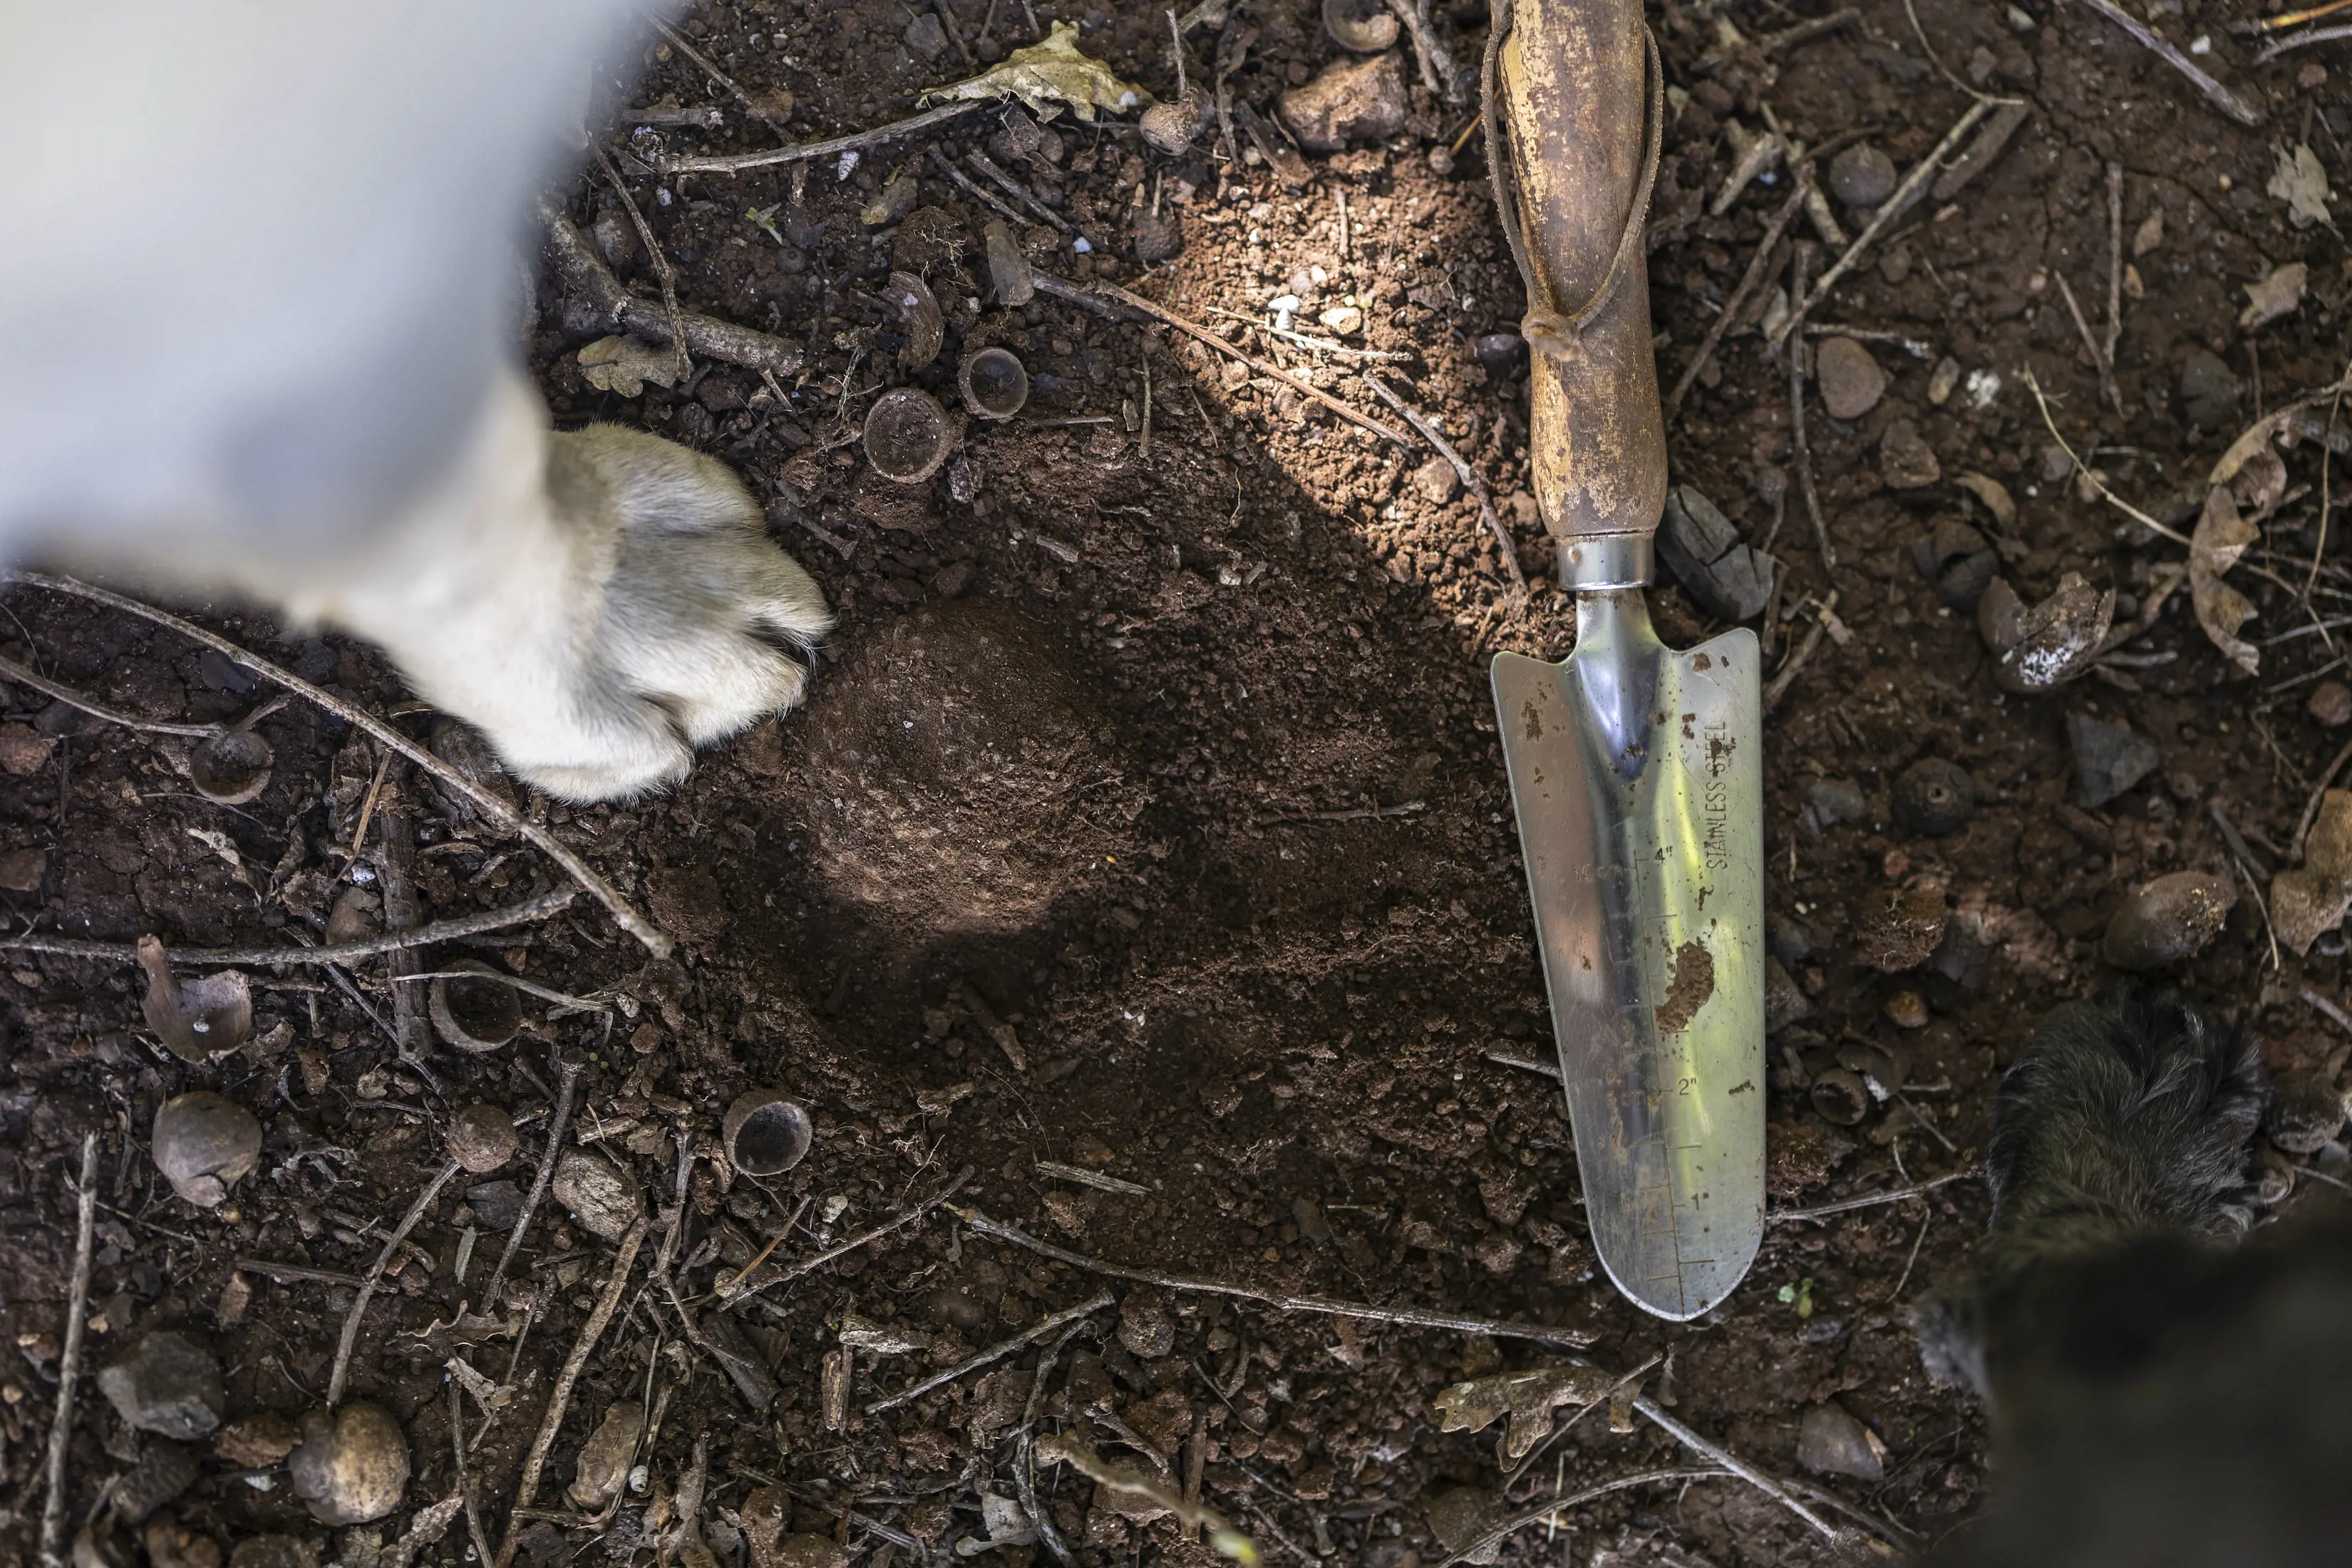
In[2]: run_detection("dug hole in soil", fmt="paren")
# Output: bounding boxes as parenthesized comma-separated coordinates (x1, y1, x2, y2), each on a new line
(6, 0, 2352, 1564)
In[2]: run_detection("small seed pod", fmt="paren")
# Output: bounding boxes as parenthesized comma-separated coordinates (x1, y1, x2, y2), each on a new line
(1810, 1068, 1870, 1126)
(1324, 0, 1402, 51)
(188, 728, 272, 806)
(958, 346, 1030, 421)
(153, 1093, 262, 1208)
(1892, 758, 1976, 836)
(884, 269, 944, 371)
(1138, 83, 1211, 156)
(447, 1104, 519, 1174)
(428, 960, 522, 1053)
(724, 1091, 815, 1177)
(863, 388, 956, 484)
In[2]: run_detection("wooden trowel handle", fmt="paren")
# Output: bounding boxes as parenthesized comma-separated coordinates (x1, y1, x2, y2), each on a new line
(1495, 0, 1668, 589)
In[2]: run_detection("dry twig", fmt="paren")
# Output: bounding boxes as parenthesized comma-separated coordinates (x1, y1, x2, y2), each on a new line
(540, 205, 803, 378)
(1, 571, 671, 955)
(483, 1059, 584, 1309)
(1666, 175, 1810, 420)
(721, 1165, 973, 1301)
(2, 889, 577, 968)
(1768, 1167, 1979, 1223)
(0, 651, 216, 737)
(495, 1217, 647, 1568)
(1434, 1468, 1732, 1568)
(1634, 1398, 1841, 1539)
(1788, 242, 1834, 570)
(2056, 273, 2119, 413)
(653, 18, 793, 129)
(1364, 376, 1527, 596)
(2075, 0, 2263, 125)
(867, 1292, 1114, 1413)
(592, 144, 691, 381)
(657, 100, 981, 175)
(2105, 162, 2126, 385)
(329, 1158, 462, 1407)
(36, 1134, 97, 1568)
(954, 1207, 1597, 1345)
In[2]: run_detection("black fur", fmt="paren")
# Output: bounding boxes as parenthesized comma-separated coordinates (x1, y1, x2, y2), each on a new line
(1915, 991, 2352, 1565)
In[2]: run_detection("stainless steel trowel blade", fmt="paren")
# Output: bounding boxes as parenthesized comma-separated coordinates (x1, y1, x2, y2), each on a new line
(1492, 607, 1764, 1320)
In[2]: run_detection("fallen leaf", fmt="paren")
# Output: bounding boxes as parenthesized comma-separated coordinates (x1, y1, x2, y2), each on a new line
(1432, 1365, 1616, 1463)
(2189, 485, 2260, 676)
(2275, 790, 2352, 952)
(1952, 470, 2017, 530)
(2239, 262, 2308, 329)
(921, 21, 1151, 122)
(578, 334, 682, 397)
(1977, 574, 2114, 693)
(2269, 143, 2334, 230)
(2130, 209, 2163, 257)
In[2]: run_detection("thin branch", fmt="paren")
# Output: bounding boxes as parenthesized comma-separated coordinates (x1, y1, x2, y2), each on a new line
(652, 18, 791, 130)
(720, 1165, 973, 1302)
(2076, 0, 2264, 125)
(36, 1134, 98, 1568)
(0, 571, 671, 956)
(2055, 273, 2118, 413)
(1435, 1468, 1732, 1568)
(1633, 1397, 1841, 1539)
(2019, 370, 2192, 545)
(329, 1158, 462, 1407)
(1666, 175, 1810, 419)
(1363, 376, 1527, 595)
(0, 651, 216, 738)
(1788, 241, 1834, 569)
(1768, 1168, 1980, 1223)
(953, 1207, 1597, 1346)
(1, 888, 576, 967)
(483, 1059, 584, 1310)
(656, 101, 981, 175)
(866, 1293, 1114, 1414)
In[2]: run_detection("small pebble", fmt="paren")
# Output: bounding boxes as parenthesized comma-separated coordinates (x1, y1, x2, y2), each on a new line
(99, 1332, 225, 1440)
(290, 1403, 410, 1526)
(902, 10, 947, 59)
(1765, 959, 1812, 1031)
(1797, 1403, 1886, 1482)
(447, 1104, 517, 1174)
(2068, 712, 2160, 809)
(1278, 53, 1409, 151)
(214, 1411, 303, 1468)
(567, 1402, 646, 1510)
(1927, 356, 1961, 406)
(551, 1150, 644, 1242)
(2311, 681, 2352, 728)
(1474, 332, 1527, 376)
(1827, 143, 1898, 207)
(1117, 1287, 1175, 1358)
(1814, 336, 1887, 421)
(2180, 350, 2239, 431)
(2102, 870, 2235, 969)
(1879, 418, 1942, 489)
(1893, 758, 1976, 835)
(1131, 210, 1182, 264)
(153, 1093, 262, 1209)
(1318, 302, 1365, 336)
(1805, 778, 1867, 832)
(1412, 455, 1460, 504)
(1883, 989, 1930, 1028)
(2265, 1068, 2349, 1155)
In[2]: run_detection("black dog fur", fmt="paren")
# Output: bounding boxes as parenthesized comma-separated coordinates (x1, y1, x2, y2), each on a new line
(1914, 991, 2352, 1566)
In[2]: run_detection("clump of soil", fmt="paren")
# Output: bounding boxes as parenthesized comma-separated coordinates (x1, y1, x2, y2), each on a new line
(795, 598, 1145, 936)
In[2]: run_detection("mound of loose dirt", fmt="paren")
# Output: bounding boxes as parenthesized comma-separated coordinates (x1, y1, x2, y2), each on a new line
(794, 598, 1144, 936)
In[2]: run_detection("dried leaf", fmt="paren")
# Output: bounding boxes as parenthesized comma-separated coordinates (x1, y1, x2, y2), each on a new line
(2269, 143, 2334, 230)
(921, 21, 1151, 122)
(2275, 790, 2352, 952)
(1952, 470, 2017, 530)
(2239, 262, 2308, 329)
(578, 334, 682, 397)
(2189, 485, 2260, 676)
(1432, 1365, 1615, 1463)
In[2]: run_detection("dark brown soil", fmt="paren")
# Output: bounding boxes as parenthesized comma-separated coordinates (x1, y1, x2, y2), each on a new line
(6, 1, 2352, 1564)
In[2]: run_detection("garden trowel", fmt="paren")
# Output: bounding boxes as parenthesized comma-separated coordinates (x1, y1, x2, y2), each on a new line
(1483, 0, 1763, 1319)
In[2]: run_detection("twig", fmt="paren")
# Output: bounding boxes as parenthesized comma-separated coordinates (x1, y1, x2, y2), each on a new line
(1484, 1050, 1559, 1080)
(2301, 984, 2352, 1038)
(925, 142, 1033, 231)
(495, 1217, 647, 1568)
(2253, 0, 2352, 34)
(2291, 733, 2352, 864)
(483, 1059, 584, 1310)
(2105, 161, 2126, 389)
(653, 18, 792, 129)
(1364, 377, 1527, 595)
(329, 1158, 461, 1407)
(1, 889, 576, 967)
(1634, 1398, 1840, 1539)
(1018, 1320, 1093, 1566)
(0, 571, 671, 956)
(867, 1293, 1114, 1414)
(2056, 274, 2118, 413)
(1253, 800, 1425, 827)
(1036, 1435, 1257, 1561)
(969, 148, 1074, 234)
(934, 0, 977, 64)
(954, 1207, 1597, 1346)
(1901, 0, 2009, 102)
(1666, 175, 1810, 420)
(1200, 307, 1415, 361)
(656, 100, 981, 175)
(2076, 0, 2264, 126)
(1434, 1468, 1733, 1568)
(1773, 100, 1996, 342)
(232, 1256, 371, 1289)
(592, 144, 689, 381)
(1033, 274, 1413, 448)
(1768, 1168, 1979, 1223)
(1882, 1209, 1932, 1303)
(0, 652, 215, 738)
(390, 969, 608, 1014)
(1386, 0, 1463, 102)
(2019, 370, 2191, 546)
(1779, 1477, 1920, 1548)
(1036, 1160, 1150, 1195)
(1788, 242, 1834, 570)
(451, 1379, 495, 1568)
(540, 205, 803, 379)
(721, 1165, 973, 1302)
(36, 1134, 97, 1568)
(2257, 21, 2352, 60)
(1764, 592, 1833, 713)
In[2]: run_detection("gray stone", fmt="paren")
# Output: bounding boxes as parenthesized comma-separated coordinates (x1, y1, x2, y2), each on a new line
(1805, 778, 1867, 832)
(2181, 350, 2239, 431)
(1657, 485, 1775, 621)
(1880, 418, 1941, 488)
(1828, 143, 1898, 207)
(903, 11, 948, 59)
(1815, 335, 1887, 420)
(99, 1331, 224, 1440)
(1411, 455, 1460, 503)
(1277, 53, 1408, 152)
(1116, 1288, 1175, 1358)
(1765, 959, 1812, 1033)
(1797, 1401, 1885, 1482)
(2068, 711, 2160, 808)
(551, 1150, 642, 1242)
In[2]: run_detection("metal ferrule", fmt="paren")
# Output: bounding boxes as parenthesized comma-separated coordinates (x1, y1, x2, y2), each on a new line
(1557, 535, 1653, 591)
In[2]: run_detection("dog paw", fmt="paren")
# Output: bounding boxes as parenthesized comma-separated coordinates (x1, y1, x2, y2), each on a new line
(1986, 991, 2268, 1257)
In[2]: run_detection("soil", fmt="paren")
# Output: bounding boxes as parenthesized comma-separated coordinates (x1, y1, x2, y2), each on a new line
(5, 1, 2352, 1564)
